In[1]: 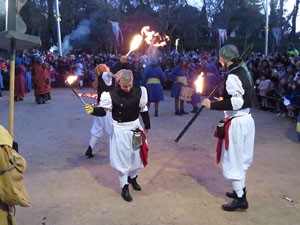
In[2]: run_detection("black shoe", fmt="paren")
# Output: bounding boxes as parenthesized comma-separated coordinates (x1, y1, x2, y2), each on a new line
(222, 192, 248, 211)
(19, 98, 24, 101)
(0, 92, 2, 97)
(121, 184, 132, 202)
(128, 176, 142, 191)
(85, 146, 94, 158)
(175, 109, 182, 116)
(180, 109, 188, 115)
(14, 97, 18, 101)
(226, 188, 246, 199)
(155, 111, 159, 117)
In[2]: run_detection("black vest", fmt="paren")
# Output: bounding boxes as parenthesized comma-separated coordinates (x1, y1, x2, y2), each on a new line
(97, 74, 115, 103)
(222, 64, 253, 109)
(110, 85, 141, 123)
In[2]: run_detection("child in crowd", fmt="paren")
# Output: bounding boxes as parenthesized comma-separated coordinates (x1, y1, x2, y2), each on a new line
(286, 82, 300, 119)
(257, 75, 272, 110)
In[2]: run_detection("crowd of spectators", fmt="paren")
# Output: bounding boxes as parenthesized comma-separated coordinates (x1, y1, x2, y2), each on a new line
(0, 44, 299, 120)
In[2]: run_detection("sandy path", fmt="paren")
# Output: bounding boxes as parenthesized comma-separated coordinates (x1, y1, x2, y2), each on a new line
(0, 88, 299, 225)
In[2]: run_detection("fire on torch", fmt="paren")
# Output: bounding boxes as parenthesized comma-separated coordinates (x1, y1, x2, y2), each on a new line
(195, 73, 204, 94)
(125, 26, 170, 56)
(126, 34, 143, 56)
(65, 75, 87, 105)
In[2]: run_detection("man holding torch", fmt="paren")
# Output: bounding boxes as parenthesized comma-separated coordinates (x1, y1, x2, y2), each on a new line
(85, 69, 150, 202)
(202, 45, 256, 211)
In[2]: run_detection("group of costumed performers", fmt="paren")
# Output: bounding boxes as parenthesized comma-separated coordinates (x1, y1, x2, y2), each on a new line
(202, 44, 256, 211)
(85, 69, 150, 202)
(0, 125, 30, 225)
(85, 64, 114, 158)
(142, 56, 167, 117)
(31, 58, 51, 104)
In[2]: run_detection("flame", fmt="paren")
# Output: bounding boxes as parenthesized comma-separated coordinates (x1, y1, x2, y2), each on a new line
(66, 75, 78, 85)
(128, 34, 143, 55)
(141, 26, 170, 47)
(195, 73, 204, 93)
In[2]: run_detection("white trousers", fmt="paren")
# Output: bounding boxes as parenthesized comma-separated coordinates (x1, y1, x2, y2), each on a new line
(221, 113, 255, 192)
(118, 169, 139, 188)
(89, 112, 113, 149)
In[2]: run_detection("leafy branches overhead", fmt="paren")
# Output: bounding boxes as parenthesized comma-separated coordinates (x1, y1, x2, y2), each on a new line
(0, 0, 298, 52)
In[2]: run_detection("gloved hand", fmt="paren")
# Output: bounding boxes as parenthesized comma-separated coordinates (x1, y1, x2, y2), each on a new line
(85, 104, 94, 115)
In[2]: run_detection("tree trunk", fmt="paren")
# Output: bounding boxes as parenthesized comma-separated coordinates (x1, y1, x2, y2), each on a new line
(291, 0, 300, 38)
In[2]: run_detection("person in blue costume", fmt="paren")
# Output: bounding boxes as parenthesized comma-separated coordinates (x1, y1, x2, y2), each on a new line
(202, 56, 221, 95)
(171, 57, 190, 115)
(142, 56, 167, 117)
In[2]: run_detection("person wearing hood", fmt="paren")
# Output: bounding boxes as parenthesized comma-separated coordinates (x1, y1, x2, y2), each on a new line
(202, 44, 256, 211)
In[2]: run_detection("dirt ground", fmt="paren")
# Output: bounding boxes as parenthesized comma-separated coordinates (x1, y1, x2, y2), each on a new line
(0, 87, 300, 225)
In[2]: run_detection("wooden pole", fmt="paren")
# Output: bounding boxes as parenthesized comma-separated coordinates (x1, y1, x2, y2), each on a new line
(9, 39, 16, 137)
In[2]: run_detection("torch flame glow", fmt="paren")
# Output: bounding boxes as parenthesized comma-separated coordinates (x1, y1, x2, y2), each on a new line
(66, 75, 78, 85)
(195, 73, 204, 93)
(141, 26, 170, 47)
(127, 34, 143, 56)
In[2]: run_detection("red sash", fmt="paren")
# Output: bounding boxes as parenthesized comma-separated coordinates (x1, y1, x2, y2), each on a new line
(139, 130, 149, 167)
(214, 119, 231, 164)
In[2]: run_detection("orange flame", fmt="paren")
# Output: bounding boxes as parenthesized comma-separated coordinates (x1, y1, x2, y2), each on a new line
(127, 34, 143, 56)
(66, 75, 78, 85)
(195, 73, 204, 93)
(141, 26, 170, 47)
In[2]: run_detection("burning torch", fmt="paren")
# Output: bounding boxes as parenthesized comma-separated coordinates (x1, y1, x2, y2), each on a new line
(65, 75, 87, 105)
(126, 34, 143, 56)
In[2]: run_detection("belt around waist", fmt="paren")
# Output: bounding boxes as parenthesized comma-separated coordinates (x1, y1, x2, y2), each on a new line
(206, 72, 215, 77)
(147, 78, 161, 84)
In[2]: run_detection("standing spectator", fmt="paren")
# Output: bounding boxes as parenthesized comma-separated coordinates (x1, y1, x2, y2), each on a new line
(14, 58, 26, 101)
(142, 56, 167, 117)
(256, 59, 272, 81)
(257, 75, 272, 110)
(287, 44, 299, 57)
(285, 82, 300, 119)
(281, 65, 295, 82)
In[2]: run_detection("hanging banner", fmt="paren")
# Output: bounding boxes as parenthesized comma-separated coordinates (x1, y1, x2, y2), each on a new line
(271, 27, 282, 46)
(108, 21, 123, 45)
(218, 29, 227, 48)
